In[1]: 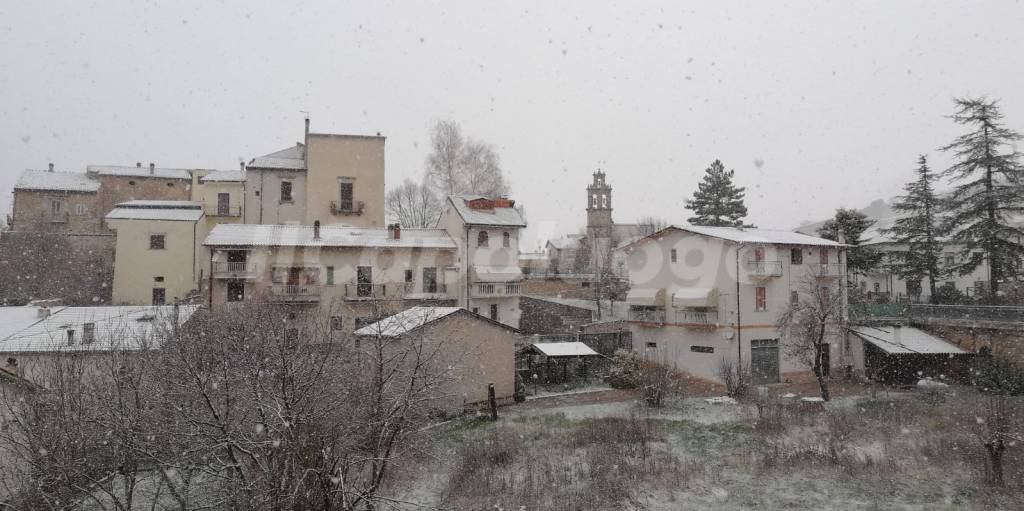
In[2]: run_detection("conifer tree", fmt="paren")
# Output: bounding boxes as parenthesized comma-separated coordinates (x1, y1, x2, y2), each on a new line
(940, 97, 1024, 298)
(685, 159, 752, 227)
(881, 155, 944, 300)
(818, 208, 883, 276)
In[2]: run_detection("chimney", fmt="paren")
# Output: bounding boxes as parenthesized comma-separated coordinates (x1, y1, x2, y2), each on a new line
(48, 163, 54, 172)
(149, 163, 155, 175)
(136, 162, 142, 167)
(37, 306, 50, 319)
(893, 324, 902, 344)
(389, 223, 401, 240)
(313, 220, 321, 240)
(239, 161, 245, 171)
(3, 357, 18, 377)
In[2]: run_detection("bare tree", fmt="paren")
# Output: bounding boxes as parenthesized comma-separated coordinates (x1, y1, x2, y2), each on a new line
(776, 275, 844, 401)
(424, 120, 509, 198)
(636, 216, 669, 237)
(385, 178, 442, 228)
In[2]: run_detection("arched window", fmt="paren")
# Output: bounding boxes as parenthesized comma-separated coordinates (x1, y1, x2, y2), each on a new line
(477, 231, 489, 247)
(502, 232, 510, 248)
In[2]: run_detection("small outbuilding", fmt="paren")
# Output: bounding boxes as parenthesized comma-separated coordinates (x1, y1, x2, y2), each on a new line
(522, 341, 604, 384)
(850, 325, 972, 384)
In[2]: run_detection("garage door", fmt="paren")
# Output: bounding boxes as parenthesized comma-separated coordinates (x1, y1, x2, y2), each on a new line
(751, 339, 780, 384)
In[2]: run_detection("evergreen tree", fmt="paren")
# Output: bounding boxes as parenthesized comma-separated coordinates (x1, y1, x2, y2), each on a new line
(818, 208, 884, 276)
(685, 160, 752, 227)
(881, 155, 944, 301)
(939, 97, 1024, 298)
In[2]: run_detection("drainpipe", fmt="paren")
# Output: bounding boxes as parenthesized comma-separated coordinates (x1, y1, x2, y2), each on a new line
(208, 251, 214, 310)
(735, 243, 743, 373)
(465, 225, 471, 310)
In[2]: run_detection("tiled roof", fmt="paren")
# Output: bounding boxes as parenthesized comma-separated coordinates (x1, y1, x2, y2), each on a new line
(448, 195, 527, 227)
(87, 165, 192, 180)
(198, 170, 246, 182)
(204, 224, 457, 249)
(15, 170, 100, 192)
(354, 306, 463, 337)
(0, 305, 200, 353)
(248, 144, 305, 170)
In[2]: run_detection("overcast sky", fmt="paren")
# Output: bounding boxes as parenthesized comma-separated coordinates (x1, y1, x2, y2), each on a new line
(3, 1, 1024, 250)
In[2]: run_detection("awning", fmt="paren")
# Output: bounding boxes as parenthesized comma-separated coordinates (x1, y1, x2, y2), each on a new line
(531, 342, 601, 357)
(850, 326, 968, 355)
(626, 288, 665, 306)
(471, 265, 523, 282)
(672, 287, 717, 308)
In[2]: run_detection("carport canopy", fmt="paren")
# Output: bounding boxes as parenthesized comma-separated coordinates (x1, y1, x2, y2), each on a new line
(529, 342, 601, 358)
(672, 287, 716, 308)
(626, 288, 665, 306)
(850, 325, 968, 355)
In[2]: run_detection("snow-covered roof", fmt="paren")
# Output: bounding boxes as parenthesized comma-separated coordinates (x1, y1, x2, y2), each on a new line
(0, 305, 200, 353)
(106, 201, 204, 222)
(248, 144, 306, 170)
(198, 170, 246, 182)
(530, 342, 600, 357)
(471, 265, 523, 282)
(850, 325, 968, 355)
(87, 165, 192, 180)
(448, 195, 527, 227)
(204, 224, 457, 249)
(518, 252, 547, 261)
(621, 225, 843, 251)
(354, 307, 463, 337)
(0, 306, 64, 341)
(547, 235, 584, 250)
(15, 170, 100, 192)
(672, 287, 716, 308)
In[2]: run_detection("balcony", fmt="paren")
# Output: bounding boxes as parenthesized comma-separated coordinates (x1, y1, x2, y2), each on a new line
(471, 282, 521, 298)
(344, 282, 390, 300)
(628, 308, 665, 324)
(808, 263, 844, 278)
(206, 205, 242, 217)
(746, 260, 783, 278)
(403, 282, 450, 299)
(213, 261, 258, 279)
(267, 284, 321, 303)
(331, 200, 365, 216)
(674, 309, 719, 325)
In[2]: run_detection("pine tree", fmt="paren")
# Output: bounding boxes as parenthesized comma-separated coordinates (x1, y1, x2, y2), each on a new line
(685, 160, 752, 227)
(940, 97, 1024, 298)
(818, 208, 883, 276)
(881, 155, 944, 301)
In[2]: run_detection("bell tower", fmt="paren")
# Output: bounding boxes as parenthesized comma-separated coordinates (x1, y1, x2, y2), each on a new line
(586, 170, 613, 239)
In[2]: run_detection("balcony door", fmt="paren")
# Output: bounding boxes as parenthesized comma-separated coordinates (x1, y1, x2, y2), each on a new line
(287, 267, 302, 287)
(423, 267, 438, 293)
(357, 266, 372, 297)
(217, 193, 230, 216)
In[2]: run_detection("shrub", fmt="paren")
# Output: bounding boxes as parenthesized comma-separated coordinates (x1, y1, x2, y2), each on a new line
(607, 349, 644, 389)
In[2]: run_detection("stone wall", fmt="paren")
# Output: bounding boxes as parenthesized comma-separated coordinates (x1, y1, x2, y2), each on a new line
(0, 231, 114, 305)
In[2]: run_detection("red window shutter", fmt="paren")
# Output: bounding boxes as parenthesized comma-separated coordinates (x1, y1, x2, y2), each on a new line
(756, 287, 766, 311)
(820, 248, 829, 264)
(754, 247, 765, 262)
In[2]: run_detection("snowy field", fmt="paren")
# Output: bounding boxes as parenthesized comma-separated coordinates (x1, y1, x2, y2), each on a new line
(383, 386, 1024, 510)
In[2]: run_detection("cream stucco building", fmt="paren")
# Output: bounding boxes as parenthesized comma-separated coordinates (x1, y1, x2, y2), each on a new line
(618, 225, 851, 384)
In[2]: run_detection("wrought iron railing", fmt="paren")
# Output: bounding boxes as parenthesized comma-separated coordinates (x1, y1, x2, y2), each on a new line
(674, 310, 719, 324)
(628, 309, 665, 323)
(268, 284, 321, 302)
(746, 260, 783, 277)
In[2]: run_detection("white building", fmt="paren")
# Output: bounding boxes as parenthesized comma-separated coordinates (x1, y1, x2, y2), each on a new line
(436, 195, 527, 329)
(617, 225, 850, 384)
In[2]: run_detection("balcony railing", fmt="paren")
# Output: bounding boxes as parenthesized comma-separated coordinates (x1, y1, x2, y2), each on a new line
(747, 260, 783, 277)
(213, 261, 258, 278)
(403, 282, 449, 297)
(267, 284, 321, 303)
(674, 309, 719, 325)
(206, 205, 242, 217)
(344, 282, 389, 300)
(331, 200, 365, 216)
(472, 282, 521, 297)
(808, 263, 844, 277)
(628, 308, 665, 323)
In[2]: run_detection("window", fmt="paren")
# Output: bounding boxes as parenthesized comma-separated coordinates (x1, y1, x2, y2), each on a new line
(646, 342, 657, 349)
(325, 266, 335, 286)
(754, 247, 765, 262)
(670, 249, 677, 263)
(489, 304, 498, 320)
(404, 269, 414, 283)
(477, 231, 489, 247)
(472, 307, 479, 315)
(502, 232, 511, 248)
(152, 288, 166, 305)
(75, 204, 86, 215)
(217, 193, 230, 216)
(873, 282, 880, 293)
(280, 180, 293, 202)
(339, 182, 354, 211)
(154, 276, 164, 282)
(357, 266, 372, 297)
(83, 323, 95, 344)
(49, 198, 63, 218)
(755, 287, 766, 311)
(66, 329, 75, 345)
(581, 281, 591, 288)
(330, 316, 344, 331)
(227, 281, 244, 302)
(149, 234, 166, 250)
(128, 180, 136, 186)
(821, 287, 831, 307)
(423, 267, 438, 293)
(690, 346, 714, 354)
(944, 254, 955, 266)
(790, 290, 799, 305)
(167, 182, 174, 187)
(791, 248, 803, 265)
(819, 248, 829, 265)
